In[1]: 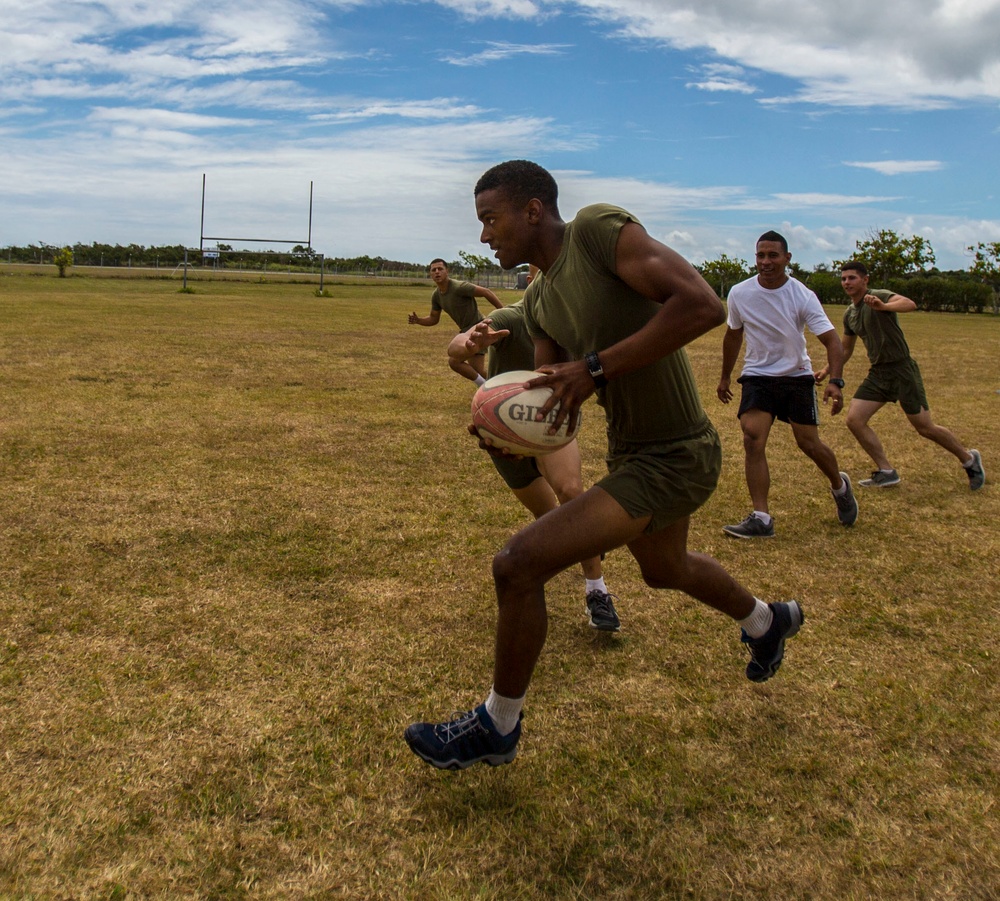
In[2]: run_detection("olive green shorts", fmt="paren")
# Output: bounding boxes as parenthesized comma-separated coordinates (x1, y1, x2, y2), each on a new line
(597, 421, 722, 535)
(854, 358, 928, 415)
(492, 454, 542, 490)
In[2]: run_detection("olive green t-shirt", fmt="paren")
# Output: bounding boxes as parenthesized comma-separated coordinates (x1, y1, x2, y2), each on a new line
(431, 280, 485, 331)
(843, 288, 912, 366)
(521, 204, 709, 444)
(484, 301, 535, 379)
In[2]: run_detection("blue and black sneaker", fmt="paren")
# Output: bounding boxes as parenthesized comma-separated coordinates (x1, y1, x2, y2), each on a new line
(405, 704, 521, 770)
(585, 589, 621, 632)
(741, 601, 804, 683)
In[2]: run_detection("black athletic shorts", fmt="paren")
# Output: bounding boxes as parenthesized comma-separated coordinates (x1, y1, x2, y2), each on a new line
(492, 454, 542, 490)
(737, 375, 819, 425)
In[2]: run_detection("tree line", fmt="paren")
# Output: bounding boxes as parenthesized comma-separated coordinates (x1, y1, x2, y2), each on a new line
(7, 230, 1000, 313)
(696, 230, 1000, 313)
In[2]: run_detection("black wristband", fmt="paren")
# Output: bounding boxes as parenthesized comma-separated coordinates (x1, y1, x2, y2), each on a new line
(829, 378, 845, 389)
(585, 351, 608, 388)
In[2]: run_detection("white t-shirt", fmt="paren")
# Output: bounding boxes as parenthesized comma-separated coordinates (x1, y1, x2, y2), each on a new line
(726, 275, 834, 378)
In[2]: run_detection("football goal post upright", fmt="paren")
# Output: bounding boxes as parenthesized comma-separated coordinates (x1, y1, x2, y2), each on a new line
(191, 174, 324, 291)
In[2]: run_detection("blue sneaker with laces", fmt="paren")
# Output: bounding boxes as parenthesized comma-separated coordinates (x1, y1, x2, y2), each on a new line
(741, 601, 804, 683)
(405, 704, 521, 770)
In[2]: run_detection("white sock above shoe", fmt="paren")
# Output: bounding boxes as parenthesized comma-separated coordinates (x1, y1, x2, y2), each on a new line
(485, 687, 524, 737)
(739, 598, 773, 639)
(585, 577, 607, 595)
(753, 511, 772, 526)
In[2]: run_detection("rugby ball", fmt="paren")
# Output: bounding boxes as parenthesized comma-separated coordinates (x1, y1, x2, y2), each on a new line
(471, 370, 582, 456)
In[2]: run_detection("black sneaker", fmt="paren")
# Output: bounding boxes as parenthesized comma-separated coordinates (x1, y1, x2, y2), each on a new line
(741, 601, 804, 683)
(585, 590, 621, 632)
(404, 704, 521, 770)
(833, 472, 859, 526)
(860, 469, 900, 488)
(723, 513, 775, 539)
(966, 449, 985, 491)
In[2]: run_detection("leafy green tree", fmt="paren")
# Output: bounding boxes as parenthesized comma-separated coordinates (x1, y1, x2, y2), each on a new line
(968, 241, 1000, 313)
(836, 229, 936, 283)
(804, 269, 846, 306)
(458, 250, 498, 274)
(53, 246, 73, 277)
(699, 253, 750, 298)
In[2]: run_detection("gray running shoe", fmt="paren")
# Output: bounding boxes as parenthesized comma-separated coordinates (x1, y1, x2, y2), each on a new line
(833, 472, 859, 526)
(860, 469, 901, 488)
(585, 590, 621, 632)
(966, 449, 985, 491)
(723, 513, 775, 539)
(741, 601, 804, 683)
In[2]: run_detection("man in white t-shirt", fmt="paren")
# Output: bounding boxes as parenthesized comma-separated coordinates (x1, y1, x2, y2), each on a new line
(717, 231, 858, 537)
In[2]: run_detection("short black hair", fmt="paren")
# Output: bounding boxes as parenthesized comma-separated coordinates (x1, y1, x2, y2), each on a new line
(429, 258, 447, 269)
(474, 160, 559, 214)
(841, 260, 868, 277)
(757, 230, 788, 252)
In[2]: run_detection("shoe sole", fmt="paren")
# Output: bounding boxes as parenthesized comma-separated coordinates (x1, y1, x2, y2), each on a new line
(405, 736, 518, 770)
(859, 480, 900, 488)
(722, 527, 775, 539)
(784, 601, 804, 638)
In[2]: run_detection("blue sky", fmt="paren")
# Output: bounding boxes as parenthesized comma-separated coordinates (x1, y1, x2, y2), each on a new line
(2, 0, 999, 270)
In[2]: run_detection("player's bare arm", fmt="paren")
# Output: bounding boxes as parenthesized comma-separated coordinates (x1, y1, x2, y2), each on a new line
(816, 329, 845, 412)
(817, 332, 858, 381)
(863, 292, 917, 313)
(474, 286, 504, 310)
(408, 309, 442, 326)
(718, 326, 744, 403)
(528, 222, 724, 430)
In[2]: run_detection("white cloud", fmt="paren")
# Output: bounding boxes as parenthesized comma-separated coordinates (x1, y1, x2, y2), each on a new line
(773, 192, 902, 206)
(573, 0, 1000, 108)
(844, 160, 946, 175)
(89, 107, 257, 129)
(2, 0, 999, 272)
(442, 42, 569, 66)
(308, 99, 487, 123)
(685, 62, 757, 94)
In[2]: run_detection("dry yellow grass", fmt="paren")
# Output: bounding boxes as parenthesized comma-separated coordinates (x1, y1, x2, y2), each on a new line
(0, 270, 997, 899)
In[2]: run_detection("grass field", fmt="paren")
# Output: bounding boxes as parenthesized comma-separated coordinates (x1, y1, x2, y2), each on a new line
(1, 270, 998, 899)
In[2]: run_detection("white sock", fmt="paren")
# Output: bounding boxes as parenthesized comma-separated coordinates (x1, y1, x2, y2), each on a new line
(485, 688, 524, 737)
(962, 455, 975, 469)
(752, 511, 772, 526)
(739, 598, 773, 639)
(832, 479, 847, 496)
(585, 576, 607, 595)
(474, 374, 486, 387)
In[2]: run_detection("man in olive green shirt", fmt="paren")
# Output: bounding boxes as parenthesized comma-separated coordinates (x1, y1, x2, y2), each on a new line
(406, 160, 804, 770)
(408, 258, 503, 385)
(815, 260, 984, 490)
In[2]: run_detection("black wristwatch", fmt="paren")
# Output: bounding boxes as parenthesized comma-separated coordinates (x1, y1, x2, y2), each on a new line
(585, 351, 608, 388)
(829, 377, 845, 389)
